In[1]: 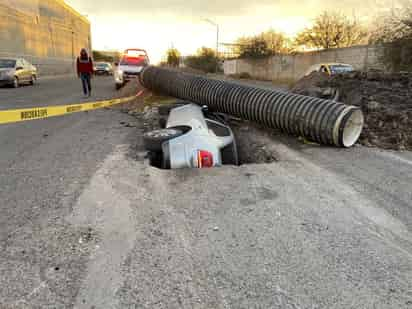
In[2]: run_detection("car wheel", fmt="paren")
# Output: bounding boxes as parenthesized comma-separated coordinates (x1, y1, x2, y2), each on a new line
(30, 75, 36, 85)
(143, 128, 183, 152)
(12, 77, 19, 88)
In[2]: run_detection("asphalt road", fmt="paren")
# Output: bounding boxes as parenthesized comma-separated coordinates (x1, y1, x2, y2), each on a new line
(0, 75, 118, 110)
(0, 76, 411, 308)
(0, 76, 140, 308)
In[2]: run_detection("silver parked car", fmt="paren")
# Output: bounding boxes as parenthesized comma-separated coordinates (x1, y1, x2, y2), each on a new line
(0, 58, 37, 88)
(143, 102, 238, 169)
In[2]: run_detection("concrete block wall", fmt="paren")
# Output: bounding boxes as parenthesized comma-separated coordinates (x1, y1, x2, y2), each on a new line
(223, 45, 386, 81)
(0, 0, 91, 76)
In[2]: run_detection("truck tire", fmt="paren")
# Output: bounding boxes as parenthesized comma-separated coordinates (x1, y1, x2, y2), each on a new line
(12, 77, 19, 88)
(143, 128, 183, 152)
(30, 75, 36, 86)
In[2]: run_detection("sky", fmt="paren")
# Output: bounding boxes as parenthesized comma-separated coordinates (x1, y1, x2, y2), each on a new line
(64, 0, 396, 63)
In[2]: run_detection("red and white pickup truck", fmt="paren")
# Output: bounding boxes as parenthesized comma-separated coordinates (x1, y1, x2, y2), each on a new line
(114, 49, 150, 89)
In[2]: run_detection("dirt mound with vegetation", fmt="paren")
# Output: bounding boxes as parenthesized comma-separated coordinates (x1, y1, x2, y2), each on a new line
(291, 71, 412, 151)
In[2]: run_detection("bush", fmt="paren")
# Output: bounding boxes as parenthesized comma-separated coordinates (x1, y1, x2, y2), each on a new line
(370, 5, 412, 71)
(381, 40, 412, 72)
(184, 47, 218, 73)
(92, 51, 119, 63)
(239, 38, 272, 58)
(165, 48, 181, 67)
(229, 72, 252, 79)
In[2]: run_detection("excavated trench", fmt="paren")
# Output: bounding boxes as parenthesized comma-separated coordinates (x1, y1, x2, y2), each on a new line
(129, 105, 279, 167)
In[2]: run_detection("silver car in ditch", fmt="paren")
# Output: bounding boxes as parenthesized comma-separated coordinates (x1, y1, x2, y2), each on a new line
(143, 102, 238, 169)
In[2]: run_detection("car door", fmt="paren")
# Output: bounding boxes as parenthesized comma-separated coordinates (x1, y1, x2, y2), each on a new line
(320, 65, 329, 75)
(15, 59, 27, 82)
(22, 59, 32, 81)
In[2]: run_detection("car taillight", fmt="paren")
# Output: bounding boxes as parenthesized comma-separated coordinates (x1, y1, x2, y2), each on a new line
(122, 56, 144, 66)
(197, 150, 214, 168)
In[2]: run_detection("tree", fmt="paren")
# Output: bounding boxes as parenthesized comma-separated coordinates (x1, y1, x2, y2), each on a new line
(238, 38, 271, 58)
(185, 47, 218, 73)
(165, 48, 181, 67)
(234, 30, 291, 58)
(370, 2, 412, 71)
(92, 50, 119, 63)
(261, 29, 292, 54)
(295, 11, 368, 50)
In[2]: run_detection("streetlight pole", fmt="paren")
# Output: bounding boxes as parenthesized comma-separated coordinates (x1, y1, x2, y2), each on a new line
(203, 18, 219, 72)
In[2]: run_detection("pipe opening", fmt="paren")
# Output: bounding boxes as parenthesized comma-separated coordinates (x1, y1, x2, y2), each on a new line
(341, 109, 364, 147)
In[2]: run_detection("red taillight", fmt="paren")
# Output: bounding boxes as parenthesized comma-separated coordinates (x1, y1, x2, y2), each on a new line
(197, 150, 214, 168)
(122, 56, 145, 65)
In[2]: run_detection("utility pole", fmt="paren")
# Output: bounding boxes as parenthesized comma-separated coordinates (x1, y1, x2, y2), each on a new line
(203, 18, 219, 73)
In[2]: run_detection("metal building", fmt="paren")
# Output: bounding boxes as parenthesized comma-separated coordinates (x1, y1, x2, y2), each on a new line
(0, 0, 91, 75)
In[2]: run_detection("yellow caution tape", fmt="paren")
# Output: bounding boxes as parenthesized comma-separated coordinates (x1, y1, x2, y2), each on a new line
(0, 93, 141, 125)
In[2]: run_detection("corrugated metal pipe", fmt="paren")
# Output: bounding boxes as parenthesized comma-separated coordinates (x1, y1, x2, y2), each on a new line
(139, 66, 364, 147)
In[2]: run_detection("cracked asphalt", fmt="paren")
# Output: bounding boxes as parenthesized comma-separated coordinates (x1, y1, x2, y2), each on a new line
(0, 76, 411, 308)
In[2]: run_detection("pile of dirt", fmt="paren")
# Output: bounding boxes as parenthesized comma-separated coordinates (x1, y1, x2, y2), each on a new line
(290, 72, 332, 98)
(291, 71, 412, 151)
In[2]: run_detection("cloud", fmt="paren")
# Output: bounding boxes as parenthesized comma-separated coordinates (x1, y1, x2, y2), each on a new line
(71, 0, 273, 17)
(67, 0, 385, 18)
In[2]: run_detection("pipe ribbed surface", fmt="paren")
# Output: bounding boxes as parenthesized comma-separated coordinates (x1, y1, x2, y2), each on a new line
(140, 66, 364, 147)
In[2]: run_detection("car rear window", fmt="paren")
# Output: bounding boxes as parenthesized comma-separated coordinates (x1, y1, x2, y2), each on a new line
(125, 50, 147, 57)
(0, 59, 16, 68)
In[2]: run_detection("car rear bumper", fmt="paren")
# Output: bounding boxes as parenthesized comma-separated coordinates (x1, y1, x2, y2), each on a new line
(95, 70, 111, 75)
(123, 72, 140, 80)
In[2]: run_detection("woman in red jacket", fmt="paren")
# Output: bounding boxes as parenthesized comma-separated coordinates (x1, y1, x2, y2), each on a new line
(76, 48, 93, 97)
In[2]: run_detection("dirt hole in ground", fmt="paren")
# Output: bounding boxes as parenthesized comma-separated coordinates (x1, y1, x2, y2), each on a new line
(227, 119, 280, 165)
(116, 84, 281, 166)
(129, 104, 280, 167)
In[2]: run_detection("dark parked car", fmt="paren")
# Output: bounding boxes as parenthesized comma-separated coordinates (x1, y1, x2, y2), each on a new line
(0, 58, 37, 88)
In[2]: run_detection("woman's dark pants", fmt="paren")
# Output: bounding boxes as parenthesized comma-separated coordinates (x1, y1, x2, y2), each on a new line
(80, 73, 92, 95)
